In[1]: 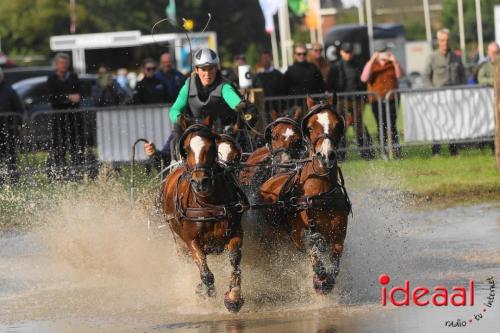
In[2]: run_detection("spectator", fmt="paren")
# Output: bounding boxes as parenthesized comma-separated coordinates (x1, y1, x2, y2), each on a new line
(477, 42, 499, 86)
(92, 65, 132, 106)
(47, 52, 86, 180)
(0, 67, 22, 184)
(155, 53, 185, 102)
(327, 42, 374, 159)
(308, 42, 329, 81)
(423, 28, 466, 156)
(116, 68, 134, 98)
(361, 44, 404, 158)
(284, 43, 325, 95)
(257, 50, 285, 119)
(134, 58, 170, 104)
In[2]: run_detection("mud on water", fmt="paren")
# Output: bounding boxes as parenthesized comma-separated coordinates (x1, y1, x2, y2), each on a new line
(0, 181, 500, 332)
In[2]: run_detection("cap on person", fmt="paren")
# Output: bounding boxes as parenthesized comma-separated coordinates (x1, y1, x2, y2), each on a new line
(340, 42, 353, 52)
(375, 44, 389, 53)
(193, 48, 220, 68)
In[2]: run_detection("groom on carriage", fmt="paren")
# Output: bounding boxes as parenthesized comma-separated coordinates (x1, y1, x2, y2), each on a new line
(144, 48, 256, 167)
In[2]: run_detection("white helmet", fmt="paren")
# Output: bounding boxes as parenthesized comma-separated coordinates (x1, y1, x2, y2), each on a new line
(193, 48, 220, 68)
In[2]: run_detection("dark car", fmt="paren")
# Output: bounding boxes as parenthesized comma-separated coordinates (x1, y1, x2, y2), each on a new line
(3, 66, 54, 86)
(12, 74, 98, 150)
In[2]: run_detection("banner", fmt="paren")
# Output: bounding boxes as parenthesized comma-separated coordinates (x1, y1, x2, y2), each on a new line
(96, 106, 172, 162)
(401, 87, 494, 142)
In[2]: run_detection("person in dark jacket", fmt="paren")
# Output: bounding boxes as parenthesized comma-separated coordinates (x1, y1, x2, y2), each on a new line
(257, 50, 285, 119)
(155, 53, 185, 102)
(92, 65, 132, 106)
(326, 42, 374, 159)
(47, 52, 86, 180)
(284, 44, 325, 95)
(134, 58, 170, 104)
(0, 67, 23, 184)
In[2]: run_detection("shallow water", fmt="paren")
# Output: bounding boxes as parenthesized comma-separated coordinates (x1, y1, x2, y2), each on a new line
(0, 185, 499, 332)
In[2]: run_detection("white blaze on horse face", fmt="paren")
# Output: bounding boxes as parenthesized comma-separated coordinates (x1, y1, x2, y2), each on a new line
(190, 135, 205, 164)
(317, 112, 330, 134)
(218, 142, 232, 162)
(282, 127, 295, 141)
(319, 137, 333, 159)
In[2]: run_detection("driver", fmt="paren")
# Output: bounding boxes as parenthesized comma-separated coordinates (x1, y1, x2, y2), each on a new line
(144, 48, 249, 167)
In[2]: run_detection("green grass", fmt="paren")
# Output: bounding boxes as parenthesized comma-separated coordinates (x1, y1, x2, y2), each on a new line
(342, 146, 500, 208)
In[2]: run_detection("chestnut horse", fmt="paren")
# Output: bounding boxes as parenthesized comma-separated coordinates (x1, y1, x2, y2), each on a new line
(161, 124, 248, 312)
(239, 117, 305, 187)
(259, 96, 351, 294)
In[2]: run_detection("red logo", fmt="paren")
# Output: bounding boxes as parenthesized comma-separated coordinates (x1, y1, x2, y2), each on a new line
(379, 274, 475, 307)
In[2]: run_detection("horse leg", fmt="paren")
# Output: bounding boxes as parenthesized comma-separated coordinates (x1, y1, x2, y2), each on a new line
(224, 236, 244, 313)
(188, 241, 215, 298)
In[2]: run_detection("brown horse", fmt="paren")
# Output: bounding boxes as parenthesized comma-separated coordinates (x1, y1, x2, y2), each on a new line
(161, 124, 248, 312)
(216, 134, 242, 167)
(239, 117, 304, 186)
(259, 95, 351, 294)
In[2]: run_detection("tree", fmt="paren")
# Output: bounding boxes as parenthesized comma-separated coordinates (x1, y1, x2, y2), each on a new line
(441, 0, 500, 46)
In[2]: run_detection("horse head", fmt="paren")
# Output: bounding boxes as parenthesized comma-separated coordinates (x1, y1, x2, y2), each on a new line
(179, 124, 219, 195)
(301, 95, 345, 170)
(264, 117, 304, 163)
(178, 113, 214, 133)
(216, 134, 242, 166)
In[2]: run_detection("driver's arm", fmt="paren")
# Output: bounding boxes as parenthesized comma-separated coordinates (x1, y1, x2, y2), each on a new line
(221, 84, 243, 110)
(168, 80, 189, 123)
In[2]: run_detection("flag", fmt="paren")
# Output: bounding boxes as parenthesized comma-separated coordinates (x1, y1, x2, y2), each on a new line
(305, 0, 319, 29)
(259, 0, 281, 33)
(288, 0, 308, 15)
(166, 0, 176, 25)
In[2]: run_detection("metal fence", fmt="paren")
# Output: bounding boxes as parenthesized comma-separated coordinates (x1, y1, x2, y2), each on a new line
(384, 85, 495, 159)
(263, 91, 385, 159)
(0, 85, 496, 184)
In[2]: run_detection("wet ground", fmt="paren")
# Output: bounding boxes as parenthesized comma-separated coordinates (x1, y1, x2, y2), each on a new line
(0, 187, 499, 332)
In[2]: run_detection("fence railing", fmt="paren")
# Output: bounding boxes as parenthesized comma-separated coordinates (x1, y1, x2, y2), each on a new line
(384, 85, 494, 159)
(0, 85, 496, 184)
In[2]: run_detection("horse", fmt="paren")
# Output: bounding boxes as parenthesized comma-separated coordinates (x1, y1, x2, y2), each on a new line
(239, 116, 305, 187)
(161, 124, 249, 312)
(216, 134, 242, 168)
(259, 95, 351, 295)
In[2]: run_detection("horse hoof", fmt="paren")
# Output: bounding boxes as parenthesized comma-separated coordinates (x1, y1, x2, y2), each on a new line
(196, 283, 216, 298)
(224, 289, 244, 313)
(313, 275, 334, 295)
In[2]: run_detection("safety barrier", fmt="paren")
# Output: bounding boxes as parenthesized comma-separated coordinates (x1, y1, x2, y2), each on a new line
(384, 85, 494, 159)
(264, 91, 385, 159)
(0, 85, 496, 183)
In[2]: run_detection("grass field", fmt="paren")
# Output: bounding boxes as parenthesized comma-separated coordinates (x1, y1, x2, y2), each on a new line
(342, 145, 500, 208)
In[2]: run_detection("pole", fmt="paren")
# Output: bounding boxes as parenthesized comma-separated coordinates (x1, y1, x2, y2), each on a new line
(278, 0, 289, 70)
(358, 0, 365, 25)
(495, 54, 500, 171)
(366, 0, 374, 55)
(475, 0, 484, 59)
(69, 0, 77, 33)
(457, 0, 466, 61)
(270, 28, 280, 69)
(310, 28, 317, 43)
(423, 0, 432, 43)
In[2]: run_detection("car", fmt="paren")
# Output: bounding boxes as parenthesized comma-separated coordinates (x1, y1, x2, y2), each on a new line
(12, 74, 98, 150)
(12, 73, 98, 114)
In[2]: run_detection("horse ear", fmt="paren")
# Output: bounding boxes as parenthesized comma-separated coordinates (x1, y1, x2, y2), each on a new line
(178, 115, 189, 132)
(327, 92, 336, 106)
(291, 106, 303, 121)
(306, 95, 315, 110)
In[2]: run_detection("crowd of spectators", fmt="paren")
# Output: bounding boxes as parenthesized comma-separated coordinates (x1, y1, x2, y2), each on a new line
(1, 27, 498, 183)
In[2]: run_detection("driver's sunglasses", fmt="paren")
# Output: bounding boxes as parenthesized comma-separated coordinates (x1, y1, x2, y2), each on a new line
(295, 52, 307, 56)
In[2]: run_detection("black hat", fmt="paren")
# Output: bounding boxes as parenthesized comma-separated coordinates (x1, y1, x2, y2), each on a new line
(340, 42, 353, 52)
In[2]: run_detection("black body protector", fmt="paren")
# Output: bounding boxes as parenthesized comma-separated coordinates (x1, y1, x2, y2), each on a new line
(187, 73, 240, 127)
